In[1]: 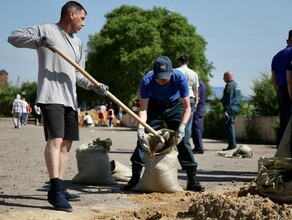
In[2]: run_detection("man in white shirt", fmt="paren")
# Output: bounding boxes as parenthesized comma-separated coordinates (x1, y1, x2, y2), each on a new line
(83, 112, 94, 127)
(176, 55, 199, 155)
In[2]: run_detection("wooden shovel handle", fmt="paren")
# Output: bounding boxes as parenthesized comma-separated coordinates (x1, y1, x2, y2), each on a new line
(50, 46, 158, 136)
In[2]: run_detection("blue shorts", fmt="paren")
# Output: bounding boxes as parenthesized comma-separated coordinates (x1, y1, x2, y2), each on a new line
(39, 104, 79, 141)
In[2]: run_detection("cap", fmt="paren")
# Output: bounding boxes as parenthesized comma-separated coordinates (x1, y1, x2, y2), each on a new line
(153, 56, 172, 79)
(16, 94, 20, 99)
(288, 30, 292, 39)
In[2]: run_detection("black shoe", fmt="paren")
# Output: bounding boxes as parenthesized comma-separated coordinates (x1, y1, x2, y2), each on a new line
(123, 176, 140, 191)
(222, 147, 236, 151)
(192, 149, 204, 154)
(62, 189, 80, 201)
(48, 190, 73, 212)
(186, 180, 205, 192)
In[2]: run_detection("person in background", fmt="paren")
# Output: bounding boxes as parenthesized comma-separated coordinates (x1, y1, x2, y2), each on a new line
(176, 55, 200, 157)
(124, 56, 205, 192)
(107, 102, 115, 127)
(8, 1, 108, 212)
(34, 104, 42, 125)
(83, 112, 94, 127)
(20, 98, 29, 126)
(192, 76, 207, 154)
(118, 106, 124, 126)
(273, 30, 292, 147)
(221, 71, 241, 151)
(99, 103, 107, 126)
(11, 94, 23, 129)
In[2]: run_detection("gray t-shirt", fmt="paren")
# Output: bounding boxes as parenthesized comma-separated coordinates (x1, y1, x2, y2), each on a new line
(8, 23, 92, 110)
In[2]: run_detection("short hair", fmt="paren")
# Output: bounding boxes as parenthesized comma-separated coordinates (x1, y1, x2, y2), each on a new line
(178, 55, 189, 64)
(60, 1, 87, 19)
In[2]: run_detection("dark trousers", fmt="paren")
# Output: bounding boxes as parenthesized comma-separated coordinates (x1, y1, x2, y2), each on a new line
(225, 115, 236, 149)
(130, 99, 197, 170)
(183, 98, 195, 152)
(192, 110, 204, 152)
(277, 88, 291, 147)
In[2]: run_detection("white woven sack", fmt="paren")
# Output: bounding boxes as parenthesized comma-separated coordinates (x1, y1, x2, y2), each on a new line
(134, 146, 183, 193)
(72, 138, 117, 185)
(134, 129, 183, 193)
(110, 160, 132, 182)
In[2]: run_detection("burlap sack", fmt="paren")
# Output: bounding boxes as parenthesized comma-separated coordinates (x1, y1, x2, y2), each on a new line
(133, 128, 183, 193)
(256, 157, 292, 202)
(110, 160, 132, 182)
(72, 138, 117, 185)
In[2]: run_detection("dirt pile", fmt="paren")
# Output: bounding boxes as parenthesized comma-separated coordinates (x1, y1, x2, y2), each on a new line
(84, 184, 292, 220)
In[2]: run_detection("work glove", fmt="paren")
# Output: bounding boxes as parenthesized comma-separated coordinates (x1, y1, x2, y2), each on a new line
(137, 128, 147, 147)
(37, 36, 55, 48)
(91, 84, 109, 96)
(175, 123, 186, 145)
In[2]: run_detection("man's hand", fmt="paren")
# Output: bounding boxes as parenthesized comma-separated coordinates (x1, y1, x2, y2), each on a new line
(175, 123, 186, 145)
(38, 36, 55, 48)
(91, 84, 109, 96)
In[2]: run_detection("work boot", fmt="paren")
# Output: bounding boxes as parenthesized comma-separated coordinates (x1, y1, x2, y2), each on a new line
(48, 190, 73, 212)
(123, 163, 142, 191)
(59, 179, 80, 201)
(48, 178, 73, 212)
(186, 167, 205, 192)
(62, 189, 80, 201)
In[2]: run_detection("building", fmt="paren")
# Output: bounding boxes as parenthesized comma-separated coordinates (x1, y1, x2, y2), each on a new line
(0, 69, 8, 87)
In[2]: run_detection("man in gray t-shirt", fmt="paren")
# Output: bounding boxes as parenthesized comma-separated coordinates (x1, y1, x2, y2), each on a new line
(8, 1, 108, 212)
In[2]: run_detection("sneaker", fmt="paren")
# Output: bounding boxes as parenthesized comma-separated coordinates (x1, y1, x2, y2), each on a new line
(62, 189, 80, 201)
(48, 190, 73, 212)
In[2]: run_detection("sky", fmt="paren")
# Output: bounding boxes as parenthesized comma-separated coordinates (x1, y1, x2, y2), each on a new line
(1, 0, 292, 97)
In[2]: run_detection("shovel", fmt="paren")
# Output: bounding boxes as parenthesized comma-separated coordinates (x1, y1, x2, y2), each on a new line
(50, 46, 165, 149)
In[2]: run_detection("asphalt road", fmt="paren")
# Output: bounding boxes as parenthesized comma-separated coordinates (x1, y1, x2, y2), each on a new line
(0, 118, 276, 215)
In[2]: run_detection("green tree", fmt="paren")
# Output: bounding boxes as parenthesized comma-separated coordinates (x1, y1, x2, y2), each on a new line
(20, 81, 37, 105)
(250, 72, 278, 116)
(204, 98, 225, 139)
(84, 5, 213, 106)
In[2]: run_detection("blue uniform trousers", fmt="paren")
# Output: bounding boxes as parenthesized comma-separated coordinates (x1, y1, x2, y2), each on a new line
(225, 115, 236, 149)
(130, 98, 197, 170)
(192, 109, 204, 152)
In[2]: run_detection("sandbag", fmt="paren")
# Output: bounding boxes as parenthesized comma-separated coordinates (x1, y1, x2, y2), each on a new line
(134, 129, 183, 193)
(216, 145, 253, 158)
(72, 138, 117, 185)
(110, 160, 132, 182)
(256, 157, 292, 202)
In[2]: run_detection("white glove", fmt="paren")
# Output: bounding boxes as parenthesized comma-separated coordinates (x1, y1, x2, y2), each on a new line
(91, 84, 109, 96)
(37, 36, 55, 48)
(137, 128, 146, 147)
(176, 123, 186, 144)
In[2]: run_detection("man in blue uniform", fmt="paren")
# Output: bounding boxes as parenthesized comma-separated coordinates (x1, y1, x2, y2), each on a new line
(272, 30, 292, 147)
(124, 56, 205, 192)
(192, 78, 207, 154)
(221, 71, 241, 151)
